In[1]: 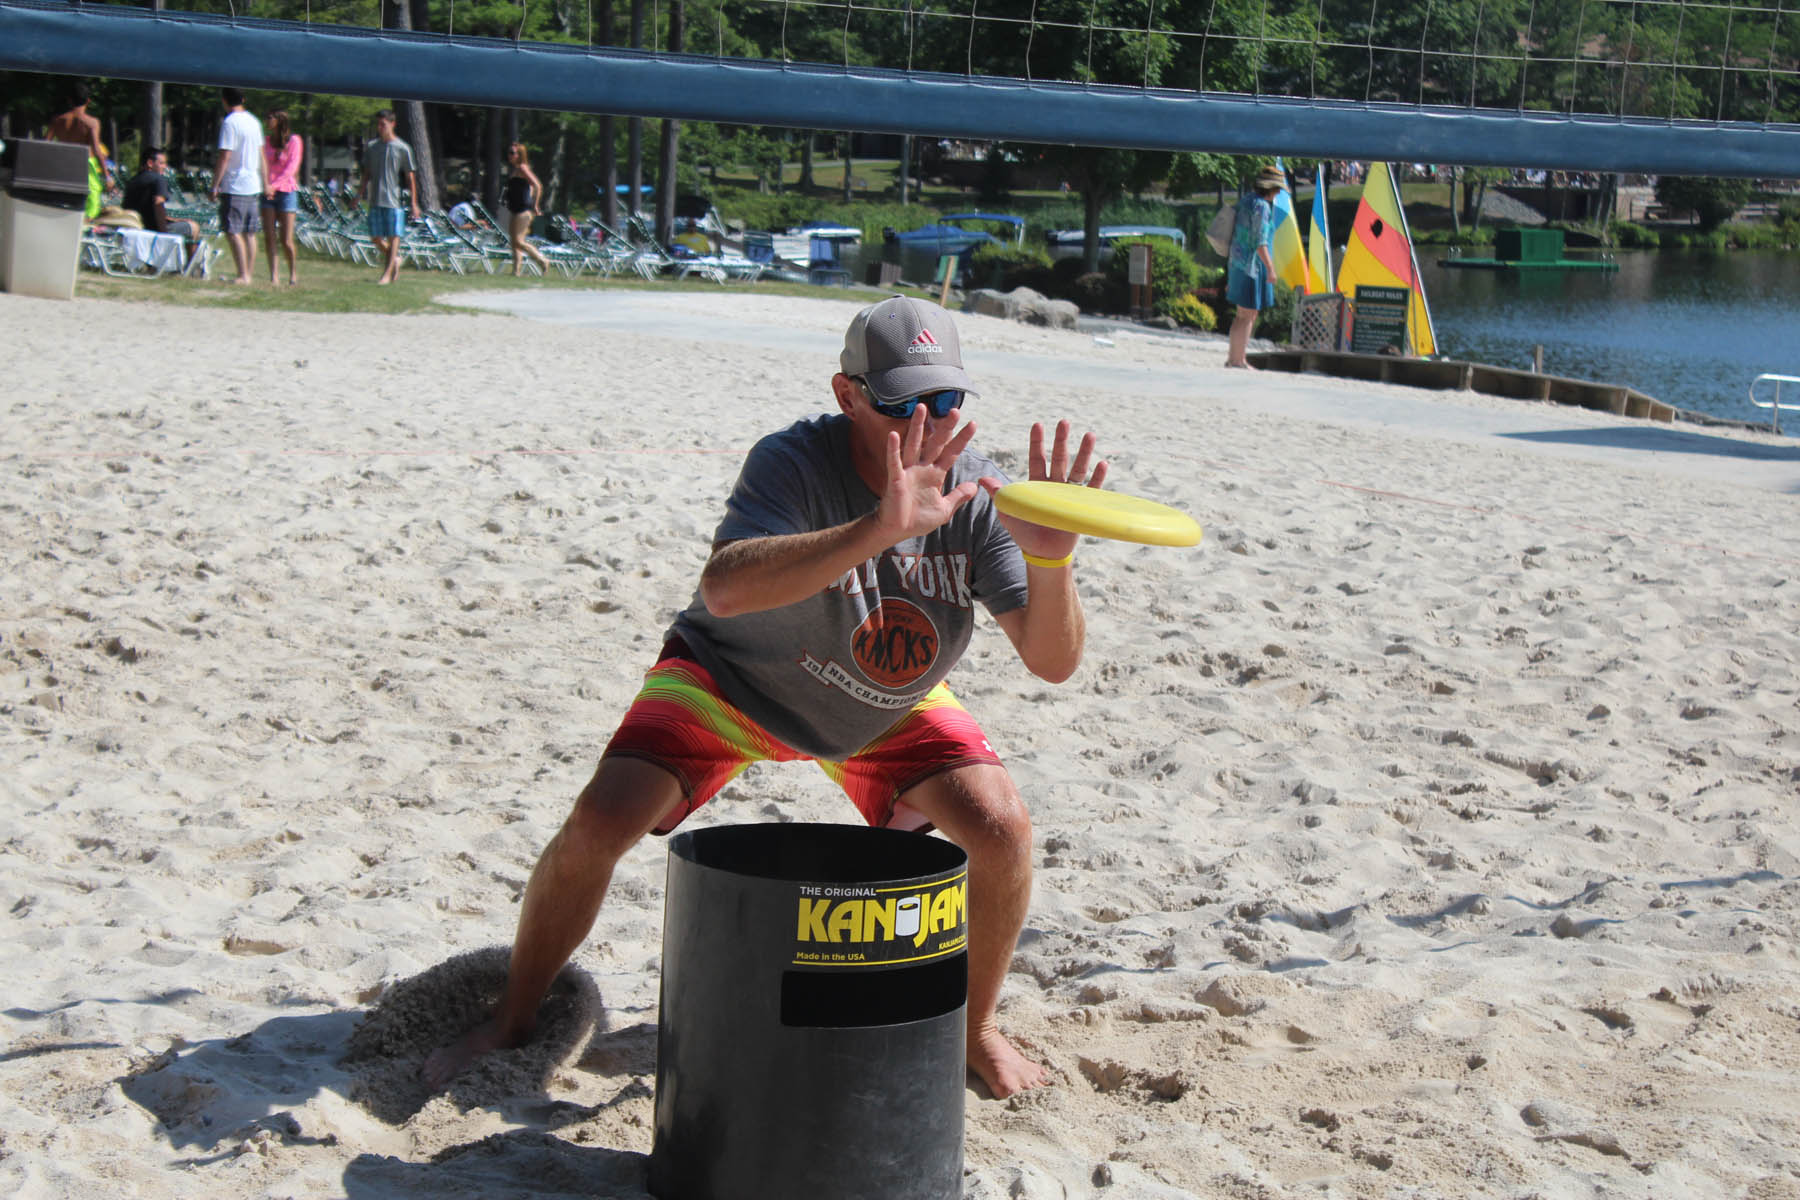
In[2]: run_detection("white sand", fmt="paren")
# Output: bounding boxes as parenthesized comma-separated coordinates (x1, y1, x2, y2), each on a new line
(3, 288, 1797, 1199)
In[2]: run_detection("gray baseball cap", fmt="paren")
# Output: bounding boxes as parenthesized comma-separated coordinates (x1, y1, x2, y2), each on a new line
(839, 296, 977, 403)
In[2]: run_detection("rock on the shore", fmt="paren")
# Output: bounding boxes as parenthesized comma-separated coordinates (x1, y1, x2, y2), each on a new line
(965, 286, 1080, 330)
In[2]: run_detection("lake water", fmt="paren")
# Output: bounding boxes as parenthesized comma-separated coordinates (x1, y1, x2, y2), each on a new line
(831, 241, 1796, 424)
(1416, 250, 1800, 424)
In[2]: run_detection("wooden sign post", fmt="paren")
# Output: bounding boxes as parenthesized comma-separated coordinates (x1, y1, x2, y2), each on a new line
(1128, 244, 1153, 319)
(936, 255, 957, 307)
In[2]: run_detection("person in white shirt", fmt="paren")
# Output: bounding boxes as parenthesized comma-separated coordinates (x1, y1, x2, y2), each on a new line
(209, 87, 267, 286)
(447, 197, 482, 231)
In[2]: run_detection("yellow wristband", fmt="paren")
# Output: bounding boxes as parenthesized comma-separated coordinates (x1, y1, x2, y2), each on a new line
(1021, 550, 1074, 569)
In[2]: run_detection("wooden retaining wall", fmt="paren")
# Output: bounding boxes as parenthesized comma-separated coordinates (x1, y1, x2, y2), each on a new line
(1245, 350, 1675, 423)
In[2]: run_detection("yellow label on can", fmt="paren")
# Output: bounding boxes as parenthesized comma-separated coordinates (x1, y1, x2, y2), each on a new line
(790, 870, 968, 968)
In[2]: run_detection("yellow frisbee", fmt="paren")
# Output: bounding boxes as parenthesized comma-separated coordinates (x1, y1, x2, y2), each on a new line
(994, 481, 1202, 547)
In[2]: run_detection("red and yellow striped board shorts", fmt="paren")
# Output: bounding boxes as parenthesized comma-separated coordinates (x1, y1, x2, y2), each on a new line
(601, 646, 1001, 835)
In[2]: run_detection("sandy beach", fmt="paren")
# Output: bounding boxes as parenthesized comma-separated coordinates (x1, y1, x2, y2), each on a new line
(3, 287, 1798, 1199)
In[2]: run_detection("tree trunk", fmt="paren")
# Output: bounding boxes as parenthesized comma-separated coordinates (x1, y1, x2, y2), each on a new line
(1471, 178, 1488, 233)
(842, 132, 853, 203)
(385, 0, 440, 210)
(1448, 166, 1462, 236)
(144, 0, 164, 153)
(899, 134, 912, 205)
(482, 107, 503, 211)
(597, 0, 617, 226)
(299, 96, 314, 186)
(627, 0, 644, 214)
(799, 132, 814, 193)
(547, 115, 568, 215)
(653, 2, 683, 245)
(1082, 184, 1103, 273)
(411, 0, 446, 203)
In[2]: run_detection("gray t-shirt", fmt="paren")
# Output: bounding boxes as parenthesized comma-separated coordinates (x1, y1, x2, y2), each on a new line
(363, 137, 416, 209)
(670, 414, 1028, 760)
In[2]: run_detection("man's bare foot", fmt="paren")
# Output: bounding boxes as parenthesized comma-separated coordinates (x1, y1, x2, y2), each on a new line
(421, 1014, 532, 1091)
(968, 1022, 1048, 1099)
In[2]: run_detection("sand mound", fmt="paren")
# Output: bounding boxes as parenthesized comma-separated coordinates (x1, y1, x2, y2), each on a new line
(344, 947, 601, 1124)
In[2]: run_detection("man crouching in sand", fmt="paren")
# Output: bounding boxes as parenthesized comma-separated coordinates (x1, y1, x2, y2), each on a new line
(425, 296, 1106, 1099)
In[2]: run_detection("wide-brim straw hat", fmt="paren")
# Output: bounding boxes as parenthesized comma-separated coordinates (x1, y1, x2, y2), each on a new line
(1255, 165, 1288, 191)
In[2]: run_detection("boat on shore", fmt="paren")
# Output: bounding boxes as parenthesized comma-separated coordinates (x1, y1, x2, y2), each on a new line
(1045, 224, 1187, 254)
(769, 221, 862, 267)
(886, 212, 1025, 256)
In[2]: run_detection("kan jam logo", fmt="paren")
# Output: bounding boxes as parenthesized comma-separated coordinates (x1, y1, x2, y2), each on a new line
(850, 598, 938, 689)
(793, 875, 968, 966)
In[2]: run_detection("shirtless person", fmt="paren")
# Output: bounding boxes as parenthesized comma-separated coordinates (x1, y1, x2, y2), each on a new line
(425, 296, 1107, 1099)
(46, 82, 111, 219)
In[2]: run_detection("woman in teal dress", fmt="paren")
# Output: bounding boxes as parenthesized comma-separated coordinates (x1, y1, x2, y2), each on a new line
(1225, 165, 1287, 369)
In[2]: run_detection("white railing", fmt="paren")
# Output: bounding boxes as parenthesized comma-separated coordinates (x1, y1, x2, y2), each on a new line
(1749, 373, 1800, 435)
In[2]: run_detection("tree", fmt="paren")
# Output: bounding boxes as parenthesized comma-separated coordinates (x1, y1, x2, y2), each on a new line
(1654, 176, 1754, 230)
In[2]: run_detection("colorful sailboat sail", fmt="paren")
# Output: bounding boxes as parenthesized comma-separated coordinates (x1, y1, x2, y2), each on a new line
(1268, 159, 1311, 293)
(1306, 165, 1333, 296)
(1335, 162, 1437, 356)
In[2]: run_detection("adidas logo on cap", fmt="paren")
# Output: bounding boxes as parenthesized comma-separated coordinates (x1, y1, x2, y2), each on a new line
(906, 329, 943, 355)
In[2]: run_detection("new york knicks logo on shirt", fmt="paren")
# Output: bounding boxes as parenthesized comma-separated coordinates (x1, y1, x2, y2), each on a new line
(851, 598, 939, 688)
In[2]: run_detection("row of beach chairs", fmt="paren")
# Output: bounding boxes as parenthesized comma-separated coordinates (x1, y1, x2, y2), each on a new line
(76, 169, 769, 287)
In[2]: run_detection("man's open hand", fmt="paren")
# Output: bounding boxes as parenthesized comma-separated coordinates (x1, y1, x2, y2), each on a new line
(874, 406, 980, 543)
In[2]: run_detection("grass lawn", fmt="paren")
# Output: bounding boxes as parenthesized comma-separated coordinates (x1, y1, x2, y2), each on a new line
(73, 245, 925, 315)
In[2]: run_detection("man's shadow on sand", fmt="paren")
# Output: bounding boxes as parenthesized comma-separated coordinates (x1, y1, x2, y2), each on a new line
(114, 947, 654, 1196)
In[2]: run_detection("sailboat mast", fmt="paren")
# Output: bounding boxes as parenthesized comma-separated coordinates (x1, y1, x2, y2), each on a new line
(1388, 166, 1438, 355)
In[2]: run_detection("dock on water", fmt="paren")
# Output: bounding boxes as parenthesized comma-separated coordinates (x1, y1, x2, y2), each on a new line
(1245, 348, 1676, 423)
(1437, 227, 1620, 272)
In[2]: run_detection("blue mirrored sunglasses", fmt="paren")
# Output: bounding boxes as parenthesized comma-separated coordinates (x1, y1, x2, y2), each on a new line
(862, 382, 966, 420)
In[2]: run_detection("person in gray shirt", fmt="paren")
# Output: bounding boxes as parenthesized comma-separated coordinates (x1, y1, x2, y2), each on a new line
(425, 296, 1107, 1100)
(356, 109, 419, 285)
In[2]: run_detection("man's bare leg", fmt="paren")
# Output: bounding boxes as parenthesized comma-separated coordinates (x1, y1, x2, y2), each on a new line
(422, 756, 684, 1090)
(901, 764, 1049, 1099)
(225, 232, 253, 284)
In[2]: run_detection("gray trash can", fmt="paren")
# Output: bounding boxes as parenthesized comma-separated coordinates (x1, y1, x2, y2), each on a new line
(650, 823, 969, 1200)
(0, 139, 91, 300)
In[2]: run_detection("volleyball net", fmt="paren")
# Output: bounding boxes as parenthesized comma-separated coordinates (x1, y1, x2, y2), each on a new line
(1, 0, 1796, 175)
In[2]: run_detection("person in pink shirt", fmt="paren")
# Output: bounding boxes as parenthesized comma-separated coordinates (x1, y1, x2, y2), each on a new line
(260, 110, 304, 285)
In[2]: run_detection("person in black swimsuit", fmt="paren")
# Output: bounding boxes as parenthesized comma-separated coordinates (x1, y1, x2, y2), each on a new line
(503, 143, 551, 276)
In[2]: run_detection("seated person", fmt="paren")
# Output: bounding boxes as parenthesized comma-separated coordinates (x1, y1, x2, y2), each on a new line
(446, 197, 481, 230)
(123, 150, 201, 243)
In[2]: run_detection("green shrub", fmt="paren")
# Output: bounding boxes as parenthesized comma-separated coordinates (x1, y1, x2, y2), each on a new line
(1168, 293, 1216, 332)
(1725, 222, 1789, 250)
(1610, 221, 1661, 249)
(1258, 283, 1297, 344)
(1071, 271, 1125, 314)
(969, 242, 1055, 292)
(1104, 236, 1201, 317)
(1665, 228, 1731, 250)
(713, 190, 930, 244)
